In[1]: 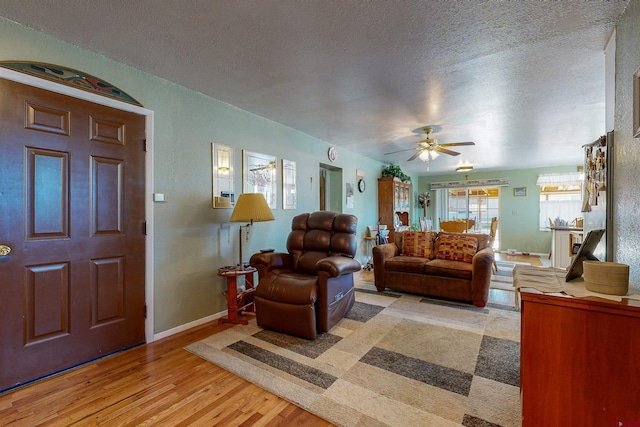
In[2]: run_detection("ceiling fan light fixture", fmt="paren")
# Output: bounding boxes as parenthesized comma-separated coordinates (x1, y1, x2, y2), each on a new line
(385, 127, 475, 163)
(419, 150, 439, 162)
(456, 165, 473, 172)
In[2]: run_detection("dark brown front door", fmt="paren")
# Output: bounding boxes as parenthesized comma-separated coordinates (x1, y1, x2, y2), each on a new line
(0, 78, 146, 391)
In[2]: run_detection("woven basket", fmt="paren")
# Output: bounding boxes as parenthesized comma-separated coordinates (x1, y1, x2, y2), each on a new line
(583, 261, 629, 295)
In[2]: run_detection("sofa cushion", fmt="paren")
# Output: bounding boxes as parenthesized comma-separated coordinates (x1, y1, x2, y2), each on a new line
(437, 232, 490, 251)
(435, 234, 478, 263)
(401, 231, 437, 258)
(465, 232, 490, 250)
(385, 256, 429, 274)
(424, 259, 473, 280)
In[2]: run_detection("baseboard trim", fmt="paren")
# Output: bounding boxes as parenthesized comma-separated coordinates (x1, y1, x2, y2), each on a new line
(153, 310, 227, 341)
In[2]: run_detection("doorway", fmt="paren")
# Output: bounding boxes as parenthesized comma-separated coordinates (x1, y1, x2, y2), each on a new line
(319, 164, 342, 212)
(0, 77, 149, 392)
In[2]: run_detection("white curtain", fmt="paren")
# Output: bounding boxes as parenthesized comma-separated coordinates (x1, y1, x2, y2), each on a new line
(537, 172, 583, 229)
(539, 198, 582, 229)
(536, 172, 583, 187)
(435, 189, 448, 228)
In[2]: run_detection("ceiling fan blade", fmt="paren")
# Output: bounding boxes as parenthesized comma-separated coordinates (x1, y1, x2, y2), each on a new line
(384, 147, 419, 155)
(407, 150, 423, 161)
(439, 141, 475, 147)
(435, 147, 460, 156)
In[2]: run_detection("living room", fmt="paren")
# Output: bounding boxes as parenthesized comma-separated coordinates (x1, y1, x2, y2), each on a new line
(1, 1, 640, 425)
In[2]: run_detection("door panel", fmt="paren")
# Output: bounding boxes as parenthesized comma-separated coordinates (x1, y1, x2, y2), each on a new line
(24, 262, 70, 345)
(90, 256, 125, 327)
(0, 78, 146, 391)
(26, 148, 70, 239)
(91, 156, 124, 235)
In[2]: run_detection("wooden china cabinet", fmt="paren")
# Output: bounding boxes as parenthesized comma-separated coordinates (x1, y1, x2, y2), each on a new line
(377, 177, 411, 241)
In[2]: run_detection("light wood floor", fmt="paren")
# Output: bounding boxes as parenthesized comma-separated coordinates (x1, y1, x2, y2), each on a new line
(0, 320, 333, 426)
(0, 260, 533, 426)
(494, 252, 544, 266)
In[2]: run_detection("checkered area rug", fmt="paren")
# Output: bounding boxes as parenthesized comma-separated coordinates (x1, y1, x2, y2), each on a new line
(491, 261, 521, 292)
(186, 282, 521, 426)
(494, 261, 517, 277)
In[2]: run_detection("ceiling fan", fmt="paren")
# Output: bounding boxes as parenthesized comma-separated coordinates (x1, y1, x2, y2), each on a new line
(385, 127, 475, 162)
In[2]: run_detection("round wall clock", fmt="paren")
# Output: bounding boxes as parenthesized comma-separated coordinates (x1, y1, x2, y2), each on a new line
(328, 147, 337, 162)
(358, 179, 366, 193)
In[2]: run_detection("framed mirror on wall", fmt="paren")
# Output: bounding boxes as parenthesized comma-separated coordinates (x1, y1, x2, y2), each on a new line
(211, 143, 234, 208)
(243, 150, 277, 209)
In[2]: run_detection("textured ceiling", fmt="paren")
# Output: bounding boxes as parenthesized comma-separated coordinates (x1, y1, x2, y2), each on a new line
(0, 0, 628, 175)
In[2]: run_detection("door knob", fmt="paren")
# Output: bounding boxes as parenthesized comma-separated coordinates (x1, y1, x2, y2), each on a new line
(0, 245, 11, 256)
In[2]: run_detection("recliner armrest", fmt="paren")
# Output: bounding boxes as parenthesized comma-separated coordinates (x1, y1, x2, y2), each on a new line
(249, 252, 293, 278)
(316, 256, 362, 277)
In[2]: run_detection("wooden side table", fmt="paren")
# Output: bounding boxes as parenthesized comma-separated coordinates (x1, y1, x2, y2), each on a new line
(217, 266, 257, 325)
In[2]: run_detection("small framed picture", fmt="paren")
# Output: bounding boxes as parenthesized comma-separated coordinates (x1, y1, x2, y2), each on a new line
(513, 187, 527, 197)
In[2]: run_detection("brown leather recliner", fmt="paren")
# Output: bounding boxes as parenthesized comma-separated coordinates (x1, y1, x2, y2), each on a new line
(249, 211, 361, 339)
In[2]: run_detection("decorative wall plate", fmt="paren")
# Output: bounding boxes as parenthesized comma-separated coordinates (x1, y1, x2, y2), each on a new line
(0, 61, 143, 106)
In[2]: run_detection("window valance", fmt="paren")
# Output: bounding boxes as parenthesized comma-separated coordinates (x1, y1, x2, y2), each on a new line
(430, 178, 509, 190)
(536, 172, 583, 187)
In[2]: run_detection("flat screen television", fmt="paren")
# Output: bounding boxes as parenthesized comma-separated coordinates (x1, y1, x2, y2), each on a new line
(565, 229, 605, 282)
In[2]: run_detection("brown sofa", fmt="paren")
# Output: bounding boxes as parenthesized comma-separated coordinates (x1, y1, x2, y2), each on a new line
(372, 231, 494, 307)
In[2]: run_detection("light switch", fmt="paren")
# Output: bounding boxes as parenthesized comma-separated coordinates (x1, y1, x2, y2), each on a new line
(512, 209, 518, 215)
(153, 193, 166, 202)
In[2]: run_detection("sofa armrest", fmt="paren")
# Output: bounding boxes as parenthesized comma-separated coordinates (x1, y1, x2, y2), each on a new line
(372, 243, 400, 291)
(372, 242, 399, 261)
(249, 252, 293, 279)
(470, 247, 495, 306)
(316, 256, 362, 277)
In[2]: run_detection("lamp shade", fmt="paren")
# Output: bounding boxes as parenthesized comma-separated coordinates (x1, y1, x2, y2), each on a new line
(230, 193, 275, 223)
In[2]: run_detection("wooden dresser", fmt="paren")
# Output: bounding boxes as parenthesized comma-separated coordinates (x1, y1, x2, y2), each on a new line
(520, 290, 640, 426)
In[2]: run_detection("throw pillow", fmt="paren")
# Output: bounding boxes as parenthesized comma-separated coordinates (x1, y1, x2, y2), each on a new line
(402, 231, 437, 258)
(436, 234, 478, 263)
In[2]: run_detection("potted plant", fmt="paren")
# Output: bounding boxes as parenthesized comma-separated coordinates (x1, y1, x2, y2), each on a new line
(381, 164, 410, 182)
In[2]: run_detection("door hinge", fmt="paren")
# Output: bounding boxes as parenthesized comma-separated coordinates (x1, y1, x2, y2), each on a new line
(143, 139, 147, 152)
(143, 221, 147, 235)
(144, 304, 147, 319)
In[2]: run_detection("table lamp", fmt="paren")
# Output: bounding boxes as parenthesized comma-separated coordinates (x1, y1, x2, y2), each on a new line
(229, 193, 274, 269)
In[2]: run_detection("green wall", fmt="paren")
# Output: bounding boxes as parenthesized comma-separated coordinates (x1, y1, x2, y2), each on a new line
(0, 17, 386, 334)
(417, 165, 580, 254)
